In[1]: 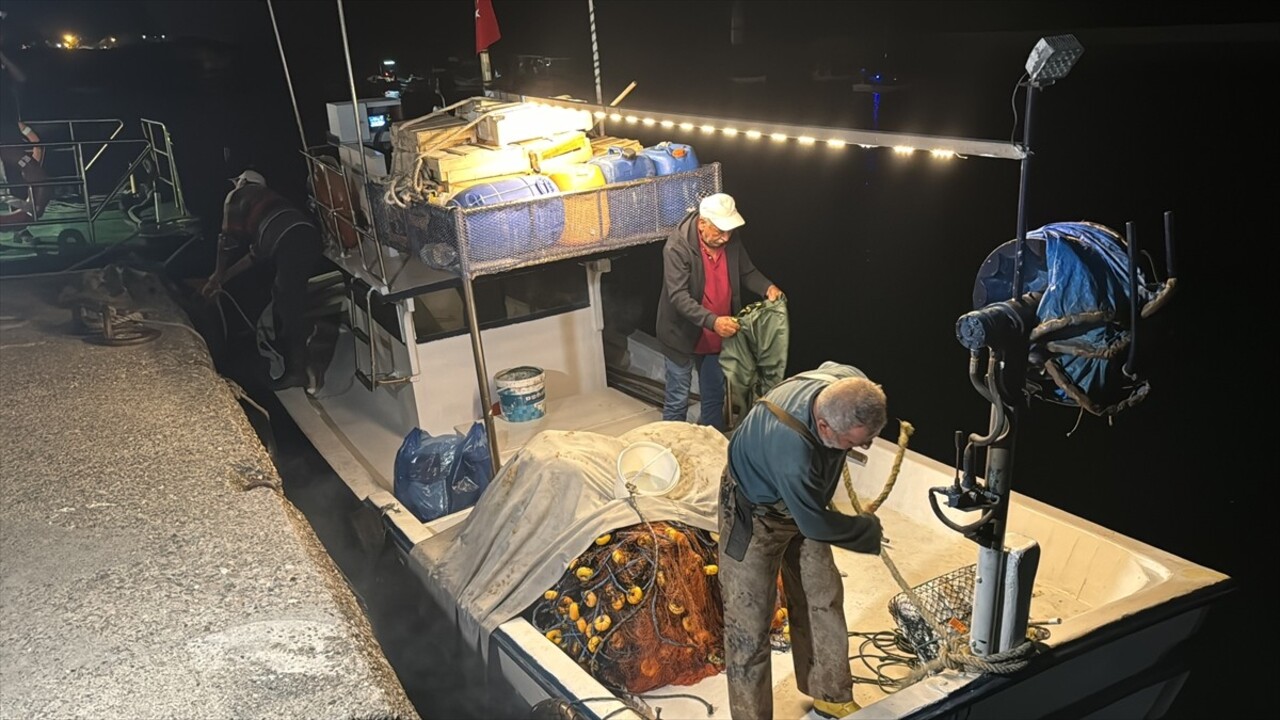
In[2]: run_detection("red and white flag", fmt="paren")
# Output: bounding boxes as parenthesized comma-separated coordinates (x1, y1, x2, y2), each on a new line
(476, 0, 501, 54)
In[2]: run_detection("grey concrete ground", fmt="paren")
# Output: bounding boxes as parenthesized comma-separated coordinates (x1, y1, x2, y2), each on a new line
(0, 268, 419, 719)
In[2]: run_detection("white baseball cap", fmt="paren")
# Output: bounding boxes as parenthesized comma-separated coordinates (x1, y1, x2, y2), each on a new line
(699, 193, 745, 231)
(229, 169, 266, 186)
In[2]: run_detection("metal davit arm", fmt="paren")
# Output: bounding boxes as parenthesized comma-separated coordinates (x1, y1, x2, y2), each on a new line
(462, 274, 501, 476)
(455, 207, 502, 475)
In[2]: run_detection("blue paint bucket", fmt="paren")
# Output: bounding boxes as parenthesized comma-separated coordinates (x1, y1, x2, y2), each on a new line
(495, 366, 546, 422)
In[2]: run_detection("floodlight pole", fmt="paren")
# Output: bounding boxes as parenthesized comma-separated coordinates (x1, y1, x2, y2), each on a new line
(970, 77, 1039, 659)
(961, 35, 1083, 659)
(1012, 83, 1036, 299)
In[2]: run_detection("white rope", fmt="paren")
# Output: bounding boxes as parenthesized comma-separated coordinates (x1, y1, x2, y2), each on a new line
(382, 103, 521, 208)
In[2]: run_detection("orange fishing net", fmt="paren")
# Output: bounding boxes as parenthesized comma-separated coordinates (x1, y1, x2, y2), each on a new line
(525, 520, 725, 693)
(770, 574, 790, 649)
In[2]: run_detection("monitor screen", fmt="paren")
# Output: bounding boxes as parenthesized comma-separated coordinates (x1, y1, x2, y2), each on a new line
(368, 113, 389, 130)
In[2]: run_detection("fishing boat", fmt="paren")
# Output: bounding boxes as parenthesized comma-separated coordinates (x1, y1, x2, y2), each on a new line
(251, 8, 1232, 719)
(0, 117, 201, 274)
(240, 19, 1239, 712)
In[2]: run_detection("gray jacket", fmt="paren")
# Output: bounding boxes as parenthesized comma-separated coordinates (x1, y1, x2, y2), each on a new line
(655, 210, 773, 362)
(728, 362, 882, 553)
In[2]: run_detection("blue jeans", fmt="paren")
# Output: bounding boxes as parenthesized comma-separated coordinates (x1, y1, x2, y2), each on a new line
(663, 354, 726, 431)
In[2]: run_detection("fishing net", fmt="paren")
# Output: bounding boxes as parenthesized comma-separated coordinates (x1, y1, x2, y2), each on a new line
(524, 520, 724, 694)
(768, 574, 791, 650)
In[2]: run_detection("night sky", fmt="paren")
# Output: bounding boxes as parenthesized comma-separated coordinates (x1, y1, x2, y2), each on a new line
(4, 1, 1279, 718)
(6, 1, 1276, 54)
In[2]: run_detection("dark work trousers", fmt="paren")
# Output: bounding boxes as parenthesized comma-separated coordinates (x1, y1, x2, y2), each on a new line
(0, 145, 52, 222)
(718, 470, 854, 719)
(269, 224, 322, 377)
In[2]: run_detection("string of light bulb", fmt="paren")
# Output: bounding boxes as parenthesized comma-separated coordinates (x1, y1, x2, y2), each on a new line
(500, 94, 1025, 161)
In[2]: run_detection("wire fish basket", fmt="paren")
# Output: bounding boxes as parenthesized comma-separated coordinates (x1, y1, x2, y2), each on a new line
(887, 564, 976, 663)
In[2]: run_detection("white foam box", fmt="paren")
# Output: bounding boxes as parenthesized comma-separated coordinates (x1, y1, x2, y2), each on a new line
(390, 114, 474, 176)
(339, 143, 389, 180)
(476, 104, 595, 146)
(423, 143, 532, 186)
(517, 131, 592, 174)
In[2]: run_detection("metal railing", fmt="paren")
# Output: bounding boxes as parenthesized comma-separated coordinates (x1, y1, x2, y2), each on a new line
(301, 144, 392, 286)
(141, 119, 188, 219)
(302, 145, 411, 390)
(1, 118, 190, 242)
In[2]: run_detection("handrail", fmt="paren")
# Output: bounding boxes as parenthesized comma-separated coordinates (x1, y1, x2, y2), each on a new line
(140, 119, 187, 217)
(89, 149, 155, 225)
(299, 147, 386, 286)
(0, 119, 193, 237)
(0, 138, 149, 152)
(20, 118, 126, 172)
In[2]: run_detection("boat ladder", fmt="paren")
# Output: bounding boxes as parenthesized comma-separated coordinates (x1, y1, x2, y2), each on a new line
(347, 283, 412, 391)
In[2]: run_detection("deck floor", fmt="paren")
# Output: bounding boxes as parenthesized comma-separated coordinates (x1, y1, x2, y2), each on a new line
(0, 269, 418, 719)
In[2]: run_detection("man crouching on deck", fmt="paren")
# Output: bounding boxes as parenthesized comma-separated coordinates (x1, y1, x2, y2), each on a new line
(719, 360, 886, 719)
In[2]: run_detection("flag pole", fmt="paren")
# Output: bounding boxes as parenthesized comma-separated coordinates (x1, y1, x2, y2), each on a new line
(475, 0, 500, 93)
(480, 50, 493, 91)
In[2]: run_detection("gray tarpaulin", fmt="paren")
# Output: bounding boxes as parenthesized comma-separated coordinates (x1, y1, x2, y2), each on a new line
(414, 422, 728, 655)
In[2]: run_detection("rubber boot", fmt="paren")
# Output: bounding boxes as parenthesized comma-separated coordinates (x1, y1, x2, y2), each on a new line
(809, 698, 861, 720)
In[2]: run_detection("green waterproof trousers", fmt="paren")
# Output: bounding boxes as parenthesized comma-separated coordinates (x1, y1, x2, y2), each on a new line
(721, 296, 790, 429)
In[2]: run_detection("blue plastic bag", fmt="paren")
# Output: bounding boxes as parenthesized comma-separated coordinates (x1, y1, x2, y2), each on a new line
(393, 422, 493, 523)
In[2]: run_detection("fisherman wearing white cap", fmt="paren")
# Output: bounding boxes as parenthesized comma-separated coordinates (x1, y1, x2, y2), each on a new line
(202, 169, 322, 391)
(655, 192, 782, 431)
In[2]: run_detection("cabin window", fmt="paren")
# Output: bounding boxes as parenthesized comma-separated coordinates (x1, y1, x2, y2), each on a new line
(410, 260, 590, 343)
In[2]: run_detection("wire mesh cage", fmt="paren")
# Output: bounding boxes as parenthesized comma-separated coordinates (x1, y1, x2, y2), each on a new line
(887, 563, 976, 663)
(369, 163, 722, 278)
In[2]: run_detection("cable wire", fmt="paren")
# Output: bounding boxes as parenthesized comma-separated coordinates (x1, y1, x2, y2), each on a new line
(266, 0, 309, 153)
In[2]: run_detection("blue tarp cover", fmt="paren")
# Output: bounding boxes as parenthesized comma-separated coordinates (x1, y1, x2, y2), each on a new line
(1021, 222, 1155, 414)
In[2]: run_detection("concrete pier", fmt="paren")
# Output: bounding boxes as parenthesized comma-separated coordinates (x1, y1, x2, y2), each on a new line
(0, 268, 419, 719)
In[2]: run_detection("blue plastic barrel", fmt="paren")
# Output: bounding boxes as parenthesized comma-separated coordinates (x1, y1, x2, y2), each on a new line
(589, 147, 657, 184)
(448, 174, 565, 260)
(641, 143, 700, 226)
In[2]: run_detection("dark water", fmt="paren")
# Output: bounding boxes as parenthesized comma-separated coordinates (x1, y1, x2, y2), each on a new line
(10, 2, 1276, 717)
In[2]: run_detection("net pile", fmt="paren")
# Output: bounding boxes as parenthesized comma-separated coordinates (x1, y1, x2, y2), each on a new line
(525, 520, 724, 693)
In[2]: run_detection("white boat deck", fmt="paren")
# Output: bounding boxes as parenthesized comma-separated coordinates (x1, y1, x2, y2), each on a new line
(268, 258, 1232, 718)
(284, 324, 661, 493)
(278, 357, 1232, 719)
(456, 387, 660, 463)
(477, 435, 1233, 719)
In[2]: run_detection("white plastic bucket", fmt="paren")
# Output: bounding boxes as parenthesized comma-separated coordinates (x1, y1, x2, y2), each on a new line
(615, 442, 680, 498)
(495, 366, 546, 422)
